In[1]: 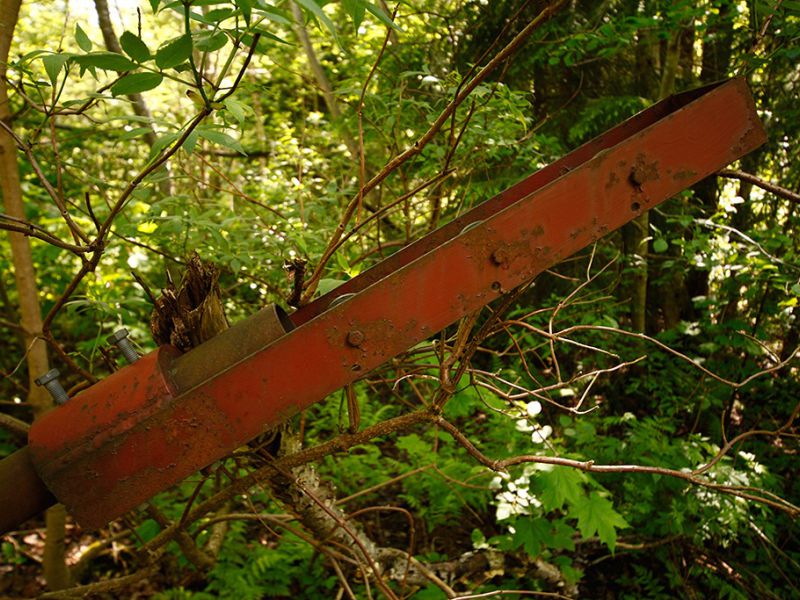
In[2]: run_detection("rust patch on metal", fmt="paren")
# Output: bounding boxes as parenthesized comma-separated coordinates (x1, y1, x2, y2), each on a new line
(606, 170, 620, 190)
(629, 154, 660, 189)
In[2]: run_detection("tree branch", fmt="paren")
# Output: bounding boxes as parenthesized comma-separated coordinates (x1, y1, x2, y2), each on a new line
(717, 168, 800, 204)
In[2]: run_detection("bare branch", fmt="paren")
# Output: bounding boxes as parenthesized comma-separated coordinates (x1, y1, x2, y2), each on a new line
(718, 168, 800, 204)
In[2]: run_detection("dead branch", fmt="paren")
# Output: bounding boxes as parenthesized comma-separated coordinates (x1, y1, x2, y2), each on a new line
(718, 168, 799, 204)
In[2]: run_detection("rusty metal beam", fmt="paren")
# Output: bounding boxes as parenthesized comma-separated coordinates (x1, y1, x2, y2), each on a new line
(4, 77, 764, 532)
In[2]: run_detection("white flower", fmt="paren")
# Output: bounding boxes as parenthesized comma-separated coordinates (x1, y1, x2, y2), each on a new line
(489, 476, 504, 490)
(496, 503, 512, 520)
(494, 478, 543, 521)
(515, 419, 533, 433)
(531, 425, 553, 444)
(526, 400, 542, 417)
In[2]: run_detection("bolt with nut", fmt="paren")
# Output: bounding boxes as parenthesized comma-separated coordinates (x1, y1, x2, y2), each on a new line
(107, 328, 139, 364)
(35, 368, 70, 405)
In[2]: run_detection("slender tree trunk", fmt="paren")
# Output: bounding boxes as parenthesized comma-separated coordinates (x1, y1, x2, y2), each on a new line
(289, 1, 361, 161)
(0, 0, 71, 590)
(686, 0, 736, 321)
(288, 3, 400, 241)
(93, 0, 157, 147)
(624, 4, 662, 333)
(627, 16, 685, 333)
(93, 0, 174, 198)
(651, 25, 691, 331)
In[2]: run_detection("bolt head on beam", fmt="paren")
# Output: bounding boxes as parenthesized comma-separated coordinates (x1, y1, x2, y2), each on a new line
(106, 329, 129, 345)
(34, 369, 60, 387)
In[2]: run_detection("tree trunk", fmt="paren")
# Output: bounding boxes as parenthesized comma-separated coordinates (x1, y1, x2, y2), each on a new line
(92, 0, 173, 197)
(0, 0, 70, 590)
(290, 1, 361, 160)
(649, 25, 691, 331)
(93, 0, 158, 147)
(684, 0, 736, 317)
(624, 4, 664, 333)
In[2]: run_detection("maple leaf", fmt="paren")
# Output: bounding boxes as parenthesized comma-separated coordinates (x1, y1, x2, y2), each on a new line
(536, 466, 585, 511)
(512, 517, 551, 557)
(572, 492, 629, 552)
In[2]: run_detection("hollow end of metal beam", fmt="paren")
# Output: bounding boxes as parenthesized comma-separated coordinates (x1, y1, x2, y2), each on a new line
(0, 447, 56, 535)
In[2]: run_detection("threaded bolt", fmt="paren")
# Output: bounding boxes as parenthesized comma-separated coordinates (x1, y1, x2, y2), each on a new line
(34, 368, 70, 405)
(107, 328, 139, 364)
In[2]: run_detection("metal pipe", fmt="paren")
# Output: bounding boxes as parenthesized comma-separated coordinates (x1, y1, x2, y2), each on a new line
(169, 304, 294, 392)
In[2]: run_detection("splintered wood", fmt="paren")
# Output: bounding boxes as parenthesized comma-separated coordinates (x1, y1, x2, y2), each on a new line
(150, 253, 229, 351)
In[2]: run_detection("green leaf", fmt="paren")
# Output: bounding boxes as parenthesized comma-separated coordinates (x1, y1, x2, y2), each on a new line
(155, 34, 193, 69)
(149, 131, 180, 159)
(653, 238, 669, 253)
(196, 127, 245, 155)
(340, 0, 399, 31)
(252, 27, 291, 46)
(120, 31, 151, 63)
(363, 1, 400, 31)
(413, 586, 448, 600)
(110, 72, 163, 96)
(149, 0, 160, 12)
(537, 466, 584, 511)
(342, 0, 366, 30)
(118, 127, 154, 140)
(236, 0, 253, 24)
(205, 8, 235, 22)
(294, 0, 338, 40)
(136, 518, 161, 542)
(782, 0, 800, 14)
(75, 24, 92, 52)
(512, 518, 550, 557)
(316, 278, 346, 297)
(550, 520, 577, 551)
(571, 492, 628, 552)
(182, 129, 200, 154)
(470, 528, 486, 547)
(42, 53, 69, 85)
(137, 221, 158, 234)
(254, 7, 291, 25)
(223, 98, 246, 124)
(76, 52, 136, 72)
(194, 30, 228, 52)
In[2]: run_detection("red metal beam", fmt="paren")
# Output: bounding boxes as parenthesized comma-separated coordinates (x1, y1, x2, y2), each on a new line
(7, 77, 764, 531)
